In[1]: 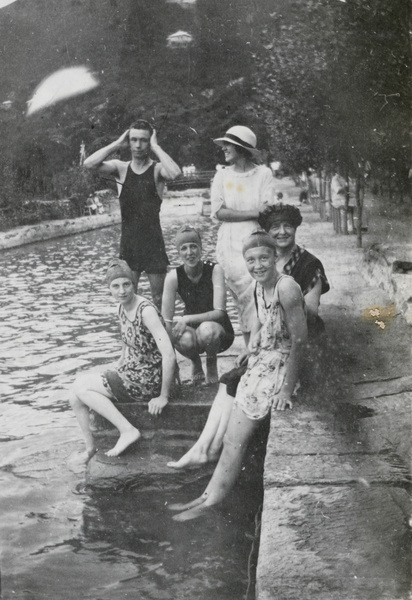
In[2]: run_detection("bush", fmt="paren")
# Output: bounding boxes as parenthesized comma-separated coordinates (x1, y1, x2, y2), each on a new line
(51, 166, 98, 200)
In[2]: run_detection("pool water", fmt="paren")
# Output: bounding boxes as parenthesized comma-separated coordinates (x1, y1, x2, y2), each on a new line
(0, 217, 262, 600)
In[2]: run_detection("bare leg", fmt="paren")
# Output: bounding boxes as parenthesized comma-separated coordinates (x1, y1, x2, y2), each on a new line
(196, 322, 226, 384)
(205, 355, 219, 384)
(174, 329, 205, 382)
(70, 372, 140, 459)
(147, 272, 166, 310)
(191, 356, 205, 382)
(172, 403, 260, 521)
(167, 384, 233, 469)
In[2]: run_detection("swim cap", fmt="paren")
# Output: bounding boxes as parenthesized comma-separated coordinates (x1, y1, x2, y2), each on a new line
(175, 224, 202, 249)
(105, 259, 136, 287)
(258, 203, 303, 231)
(242, 231, 277, 256)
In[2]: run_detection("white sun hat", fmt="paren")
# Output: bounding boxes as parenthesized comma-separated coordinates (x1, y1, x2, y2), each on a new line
(213, 125, 260, 158)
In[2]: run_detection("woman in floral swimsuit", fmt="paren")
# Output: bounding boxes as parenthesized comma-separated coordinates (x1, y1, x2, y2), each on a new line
(70, 259, 176, 464)
(169, 232, 308, 520)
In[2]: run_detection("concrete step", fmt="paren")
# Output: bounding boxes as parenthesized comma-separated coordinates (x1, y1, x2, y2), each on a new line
(86, 422, 270, 490)
(86, 433, 214, 489)
(91, 384, 218, 434)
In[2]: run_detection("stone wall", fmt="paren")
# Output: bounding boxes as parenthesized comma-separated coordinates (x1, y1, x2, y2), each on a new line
(0, 211, 121, 250)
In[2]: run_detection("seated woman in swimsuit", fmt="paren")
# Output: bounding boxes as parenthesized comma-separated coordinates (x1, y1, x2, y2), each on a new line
(162, 224, 234, 384)
(167, 204, 328, 470)
(169, 231, 308, 520)
(69, 259, 176, 464)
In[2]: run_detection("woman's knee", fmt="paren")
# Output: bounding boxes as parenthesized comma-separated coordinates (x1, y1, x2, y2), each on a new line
(197, 322, 224, 350)
(72, 371, 100, 398)
(174, 330, 197, 354)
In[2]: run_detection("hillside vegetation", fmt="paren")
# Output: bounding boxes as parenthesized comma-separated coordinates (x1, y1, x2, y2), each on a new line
(0, 0, 409, 224)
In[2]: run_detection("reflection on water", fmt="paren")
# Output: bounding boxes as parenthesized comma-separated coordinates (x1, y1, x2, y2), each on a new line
(0, 216, 259, 600)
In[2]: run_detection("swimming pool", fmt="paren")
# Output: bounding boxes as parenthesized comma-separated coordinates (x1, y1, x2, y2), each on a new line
(0, 216, 262, 600)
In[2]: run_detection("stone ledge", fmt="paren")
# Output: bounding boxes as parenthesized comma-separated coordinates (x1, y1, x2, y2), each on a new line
(360, 243, 412, 324)
(0, 211, 121, 250)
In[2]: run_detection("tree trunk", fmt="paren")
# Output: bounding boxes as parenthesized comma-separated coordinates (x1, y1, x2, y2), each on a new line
(355, 174, 363, 249)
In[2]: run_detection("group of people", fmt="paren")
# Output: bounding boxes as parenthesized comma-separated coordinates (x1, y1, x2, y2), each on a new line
(69, 121, 329, 521)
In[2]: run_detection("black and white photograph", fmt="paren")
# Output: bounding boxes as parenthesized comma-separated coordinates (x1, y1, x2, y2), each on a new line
(0, 1, 411, 598)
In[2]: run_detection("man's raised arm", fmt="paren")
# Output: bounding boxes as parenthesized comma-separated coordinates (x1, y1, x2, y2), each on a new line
(83, 130, 130, 176)
(151, 129, 181, 181)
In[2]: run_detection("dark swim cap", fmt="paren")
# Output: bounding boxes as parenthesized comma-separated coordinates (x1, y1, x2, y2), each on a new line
(175, 224, 202, 249)
(258, 203, 303, 231)
(105, 259, 136, 287)
(242, 230, 277, 256)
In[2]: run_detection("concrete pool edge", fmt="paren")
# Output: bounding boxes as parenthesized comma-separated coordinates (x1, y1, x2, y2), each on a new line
(0, 192, 210, 251)
(0, 212, 122, 250)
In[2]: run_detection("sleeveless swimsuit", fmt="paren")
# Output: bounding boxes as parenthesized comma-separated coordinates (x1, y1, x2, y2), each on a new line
(176, 261, 234, 352)
(102, 299, 163, 402)
(118, 163, 169, 274)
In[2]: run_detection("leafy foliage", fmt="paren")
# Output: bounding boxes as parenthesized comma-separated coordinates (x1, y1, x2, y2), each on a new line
(0, 0, 409, 221)
(251, 0, 410, 188)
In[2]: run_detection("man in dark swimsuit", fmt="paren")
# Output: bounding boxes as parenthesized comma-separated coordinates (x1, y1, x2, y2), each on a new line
(83, 119, 181, 308)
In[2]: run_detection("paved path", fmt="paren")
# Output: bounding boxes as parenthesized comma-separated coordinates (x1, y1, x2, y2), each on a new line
(257, 202, 411, 600)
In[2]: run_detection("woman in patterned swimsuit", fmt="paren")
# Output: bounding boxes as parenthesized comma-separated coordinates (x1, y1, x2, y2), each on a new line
(169, 232, 307, 521)
(70, 259, 176, 463)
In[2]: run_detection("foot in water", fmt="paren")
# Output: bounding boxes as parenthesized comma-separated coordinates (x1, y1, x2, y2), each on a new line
(66, 448, 97, 473)
(167, 494, 207, 512)
(205, 355, 219, 384)
(167, 447, 208, 470)
(105, 428, 141, 457)
(172, 503, 214, 522)
(167, 445, 219, 470)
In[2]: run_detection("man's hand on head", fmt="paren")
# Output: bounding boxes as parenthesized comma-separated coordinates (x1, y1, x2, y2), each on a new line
(150, 128, 159, 149)
(116, 130, 130, 147)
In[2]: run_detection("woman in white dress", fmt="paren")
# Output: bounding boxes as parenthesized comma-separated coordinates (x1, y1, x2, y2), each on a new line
(211, 125, 275, 344)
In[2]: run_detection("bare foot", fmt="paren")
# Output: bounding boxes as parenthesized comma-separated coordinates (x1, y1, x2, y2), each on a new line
(191, 358, 205, 383)
(205, 355, 219, 384)
(167, 446, 209, 470)
(105, 428, 140, 457)
(66, 448, 96, 473)
(172, 503, 215, 521)
(167, 494, 207, 512)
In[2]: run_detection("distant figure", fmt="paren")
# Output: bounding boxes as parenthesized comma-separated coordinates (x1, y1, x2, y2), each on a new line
(85, 195, 97, 215)
(95, 196, 105, 214)
(347, 177, 357, 233)
(83, 119, 181, 308)
(69, 260, 176, 465)
(331, 171, 351, 231)
(79, 141, 86, 166)
(162, 225, 234, 384)
(299, 171, 309, 204)
(331, 172, 347, 210)
(211, 125, 276, 346)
